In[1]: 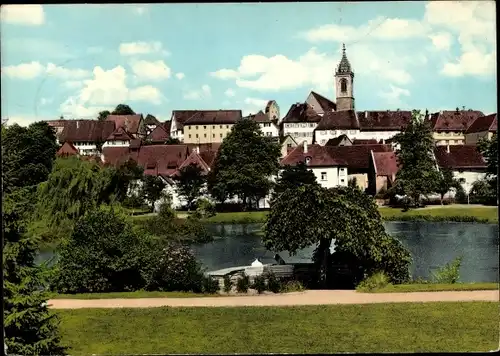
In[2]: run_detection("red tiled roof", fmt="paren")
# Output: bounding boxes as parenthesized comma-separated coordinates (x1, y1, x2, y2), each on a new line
(372, 151, 399, 176)
(310, 91, 337, 112)
(171, 111, 200, 130)
(281, 143, 347, 167)
(325, 144, 393, 171)
(146, 125, 170, 142)
(434, 145, 486, 169)
(185, 142, 221, 153)
(183, 110, 242, 125)
(325, 134, 352, 146)
(353, 139, 378, 145)
(163, 120, 172, 132)
(465, 113, 497, 134)
(60, 120, 115, 143)
(199, 150, 218, 168)
(56, 141, 79, 157)
(46, 120, 67, 127)
(282, 103, 322, 123)
(428, 110, 484, 132)
(105, 114, 143, 134)
(172, 151, 211, 177)
(106, 126, 134, 141)
(357, 110, 412, 131)
(245, 110, 271, 123)
(130, 139, 142, 149)
(316, 110, 359, 130)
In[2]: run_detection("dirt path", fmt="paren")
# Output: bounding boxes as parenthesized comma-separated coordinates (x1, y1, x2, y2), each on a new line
(48, 290, 499, 309)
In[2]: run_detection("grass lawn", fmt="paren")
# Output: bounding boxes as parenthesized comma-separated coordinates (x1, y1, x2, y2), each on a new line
(49, 291, 228, 300)
(359, 283, 499, 293)
(202, 206, 498, 224)
(57, 302, 498, 354)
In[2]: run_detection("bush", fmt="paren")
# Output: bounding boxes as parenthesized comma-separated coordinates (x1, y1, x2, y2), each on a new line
(202, 276, 220, 294)
(356, 272, 391, 292)
(52, 207, 155, 294)
(252, 275, 267, 294)
(431, 256, 463, 284)
(236, 274, 250, 293)
(145, 243, 204, 293)
(194, 198, 217, 219)
(223, 275, 233, 293)
(264, 271, 281, 293)
(280, 280, 304, 293)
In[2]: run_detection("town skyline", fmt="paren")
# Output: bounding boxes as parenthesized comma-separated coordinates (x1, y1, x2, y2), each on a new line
(1, 2, 496, 127)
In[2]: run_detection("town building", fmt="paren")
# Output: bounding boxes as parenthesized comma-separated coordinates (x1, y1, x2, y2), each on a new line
(264, 100, 281, 124)
(427, 109, 485, 146)
(464, 113, 497, 145)
(244, 111, 279, 138)
(367, 151, 399, 196)
(58, 120, 115, 156)
(280, 103, 322, 144)
(305, 91, 336, 116)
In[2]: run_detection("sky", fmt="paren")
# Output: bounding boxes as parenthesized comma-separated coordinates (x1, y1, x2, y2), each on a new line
(1, 2, 497, 127)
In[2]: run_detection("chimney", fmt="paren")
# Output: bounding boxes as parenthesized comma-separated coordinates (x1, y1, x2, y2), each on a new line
(76, 121, 79, 129)
(303, 141, 308, 153)
(446, 144, 450, 153)
(365, 111, 368, 118)
(382, 139, 385, 144)
(195, 145, 200, 154)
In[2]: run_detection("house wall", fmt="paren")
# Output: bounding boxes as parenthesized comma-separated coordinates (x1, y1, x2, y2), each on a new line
(349, 173, 369, 190)
(280, 137, 298, 158)
(259, 122, 279, 137)
(74, 142, 98, 156)
(283, 122, 317, 144)
(266, 101, 281, 124)
(309, 166, 348, 188)
(464, 131, 493, 145)
(315, 129, 360, 145)
(305, 93, 325, 116)
(102, 140, 130, 148)
(183, 123, 234, 144)
(433, 131, 465, 146)
(169, 115, 183, 141)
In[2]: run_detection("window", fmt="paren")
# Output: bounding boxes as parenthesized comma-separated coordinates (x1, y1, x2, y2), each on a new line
(266, 132, 272, 136)
(226, 125, 229, 128)
(340, 168, 345, 173)
(213, 134, 215, 138)
(187, 126, 190, 130)
(196, 134, 199, 138)
(320, 139, 325, 144)
(321, 172, 327, 181)
(196, 126, 198, 129)
(204, 133, 207, 138)
(204, 125, 207, 129)
(220, 133, 223, 138)
(189, 134, 192, 138)
(287, 143, 292, 148)
(220, 125, 223, 129)
(340, 78, 347, 93)
(330, 130, 336, 135)
(450, 140, 455, 144)
(340, 179, 345, 183)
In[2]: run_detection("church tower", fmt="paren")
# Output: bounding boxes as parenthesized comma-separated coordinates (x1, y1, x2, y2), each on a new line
(335, 44, 355, 111)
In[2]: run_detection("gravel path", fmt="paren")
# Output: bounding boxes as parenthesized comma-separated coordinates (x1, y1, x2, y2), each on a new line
(48, 290, 499, 309)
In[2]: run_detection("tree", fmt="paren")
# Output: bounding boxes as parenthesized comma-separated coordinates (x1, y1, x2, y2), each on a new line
(97, 110, 111, 121)
(273, 162, 318, 200)
(112, 104, 135, 115)
(391, 110, 440, 207)
(52, 206, 158, 293)
(435, 168, 460, 204)
(3, 190, 66, 355)
(114, 159, 144, 202)
(2, 122, 58, 193)
(263, 185, 411, 288)
(477, 134, 498, 203)
(165, 137, 181, 145)
(140, 175, 167, 212)
(208, 118, 282, 209)
(175, 163, 206, 210)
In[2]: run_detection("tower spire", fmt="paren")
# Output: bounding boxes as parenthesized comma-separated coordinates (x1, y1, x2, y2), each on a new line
(336, 43, 353, 76)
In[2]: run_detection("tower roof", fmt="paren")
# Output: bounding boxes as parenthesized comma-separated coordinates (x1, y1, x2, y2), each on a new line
(336, 44, 353, 75)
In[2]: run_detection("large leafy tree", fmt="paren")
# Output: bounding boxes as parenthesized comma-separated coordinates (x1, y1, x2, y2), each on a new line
(97, 110, 111, 121)
(112, 104, 135, 115)
(273, 162, 318, 200)
(208, 118, 281, 209)
(3, 190, 66, 355)
(175, 163, 206, 210)
(140, 175, 167, 212)
(477, 134, 498, 203)
(435, 168, 460, 204)
(2, 122, 58, 193)
(113, 159, 144, 202)
(391, 110, 440, 207)
(263, 185, 411, 288)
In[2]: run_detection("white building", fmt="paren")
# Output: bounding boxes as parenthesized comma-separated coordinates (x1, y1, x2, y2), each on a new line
(245, 111, 280, 138)
(281, 103, 322, 145)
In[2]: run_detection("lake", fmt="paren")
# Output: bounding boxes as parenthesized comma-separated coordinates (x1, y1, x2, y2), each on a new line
(36, 222, 499, 283)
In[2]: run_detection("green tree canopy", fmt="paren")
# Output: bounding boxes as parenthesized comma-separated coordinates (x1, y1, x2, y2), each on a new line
(435, 168, 460, 204)
(391, 110, 440, 206)
(2, 121, 58, 193)
(113, 159, 144, 202)
(165, 137, 181, 145)
(478, 133, 498, 178)
(112, 104, 135, 115)
(3, 191, 66, 355)
(97, 110, 111, 121)
(263, 185, 411, 287)
(208, 118, 281, 208)
(175, 163, 206, 210)
(273, 162, 318, 200)
(140, 175, 167, 211)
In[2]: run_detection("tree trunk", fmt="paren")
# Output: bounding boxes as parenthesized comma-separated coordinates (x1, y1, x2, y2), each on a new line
(440, 193, 444, 205)
(318, 238, 332, 289)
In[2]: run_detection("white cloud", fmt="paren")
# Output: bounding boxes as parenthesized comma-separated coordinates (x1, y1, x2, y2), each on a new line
(175, 72, 185, 80)
(244, 97, 268, 107)
(130, 59, 172, 81)
(183, 84, 211, 101)
(1, 114, 52, 127)
(225, 88, 236, 97)
(59, 65, 164, 117)
(242, 97, 269, 116)
(119, 41, 168, 56)
(46, 63, 91, 80)
(428, 32, 453, 51)
(210, 68, 239, 79)
(2, 61, 45, 80)
(441, 50, 496, 77)
(1, 5, 45, 26)
(378, 85, 410, 107)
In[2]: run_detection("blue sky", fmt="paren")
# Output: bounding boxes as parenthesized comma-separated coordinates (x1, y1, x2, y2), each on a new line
(1, 2, 496, 126)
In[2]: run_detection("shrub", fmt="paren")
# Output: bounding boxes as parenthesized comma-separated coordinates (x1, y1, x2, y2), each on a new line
(431, 256, 463, 284)
(145, 243, 204, 293)
(236, 274, 250, 293)
(195, 198, 217, 219)
(280, 280, 305, 293)
(264, 271, 281, 293)
(223, 275, 233, 293)
(356, 271, 391, 292)
(252, 275, 267, 294)
(201, 276, 220, 294)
